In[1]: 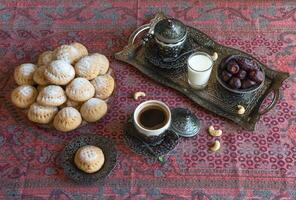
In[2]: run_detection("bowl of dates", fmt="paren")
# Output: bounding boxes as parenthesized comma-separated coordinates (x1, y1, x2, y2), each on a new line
(216, 55, 265, 94)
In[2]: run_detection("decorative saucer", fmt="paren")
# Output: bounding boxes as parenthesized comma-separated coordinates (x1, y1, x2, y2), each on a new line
(59, 135, 117, 185)
(123, 117, 179, 157)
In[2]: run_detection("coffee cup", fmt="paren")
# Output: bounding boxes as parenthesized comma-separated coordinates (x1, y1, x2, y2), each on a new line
(133, 100, 171, 144)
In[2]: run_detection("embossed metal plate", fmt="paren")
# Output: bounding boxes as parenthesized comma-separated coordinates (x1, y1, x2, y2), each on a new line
(115, 13, 289, 131)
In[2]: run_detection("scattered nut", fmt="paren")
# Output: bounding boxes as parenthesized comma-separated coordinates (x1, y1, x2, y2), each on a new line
(208, 125, 222, 137)
(133, 91, 146, 101)
(237, 105, 245, 115)
(212, 52, 218, 61)
(209, 140, 221, 152)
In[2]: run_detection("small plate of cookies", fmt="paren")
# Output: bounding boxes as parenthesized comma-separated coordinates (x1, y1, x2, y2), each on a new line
(59, 135, 117, 184)
(10, 42, 115, 132)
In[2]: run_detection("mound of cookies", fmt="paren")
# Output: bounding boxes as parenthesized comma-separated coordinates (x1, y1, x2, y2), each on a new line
(11, 42, 115, 132)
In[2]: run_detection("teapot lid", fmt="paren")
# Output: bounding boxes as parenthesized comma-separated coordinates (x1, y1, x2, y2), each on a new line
(154, 18, 187, 44)
(171, 108, 200, 137)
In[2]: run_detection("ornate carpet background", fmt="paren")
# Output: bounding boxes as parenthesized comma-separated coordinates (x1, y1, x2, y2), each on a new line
(0, 0, 296, 199)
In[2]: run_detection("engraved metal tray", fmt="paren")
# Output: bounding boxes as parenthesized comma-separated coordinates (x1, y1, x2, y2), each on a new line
(115, 13, 289, 131)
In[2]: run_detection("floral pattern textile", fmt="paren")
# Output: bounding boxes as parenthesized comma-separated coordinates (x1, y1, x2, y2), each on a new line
(0, 0, 296, 199)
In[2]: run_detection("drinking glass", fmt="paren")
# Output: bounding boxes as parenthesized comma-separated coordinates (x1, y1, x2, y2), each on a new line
(187, 52, 214, 89)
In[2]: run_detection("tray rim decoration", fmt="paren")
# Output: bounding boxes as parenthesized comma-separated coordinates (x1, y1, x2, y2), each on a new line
(115, 12, 289, 131)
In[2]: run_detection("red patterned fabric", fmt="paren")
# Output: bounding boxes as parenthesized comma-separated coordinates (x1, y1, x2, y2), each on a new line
(0, 1, 296, 199)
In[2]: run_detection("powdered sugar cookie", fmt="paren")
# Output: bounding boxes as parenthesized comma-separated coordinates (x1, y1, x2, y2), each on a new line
(11, 85, 38, 108)
(91, 74, 114, 99)
(37, 51, 54, 66)
(70, 42, 88, 58)
(33, 65, 48, 85)
(44, 60, 75, 85)
(59, 99, 83, 110)
(14, 63, 37, 85)
(53, 107, 82, 132)
(37, 85, 67, 106)
(37, 85, 46, 92)
(74, 55, 101, 80)
(80, 98, 107, 122)
(27, 103, 58, 124)
(74, 145, 105, 173)
(66, 78, 95, 102)
(91, 53, 109, 74)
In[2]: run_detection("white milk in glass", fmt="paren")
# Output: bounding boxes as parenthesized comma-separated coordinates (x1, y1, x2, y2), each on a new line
(188, 53, 213, 89)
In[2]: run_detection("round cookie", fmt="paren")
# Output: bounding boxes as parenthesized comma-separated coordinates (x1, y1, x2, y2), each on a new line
(70, 42, 88, 58)
(14, 63, 37, 85)
(80, 98, 107, 122)
(27, 103, 58, 124)
(53, 107, 82, 132)
(74, 145, 105, 173)
(74, 55, 101, 80)
(66, 99, 83, 109)
(37, 85, 46, 92)
(59, 99, 83, 110)
(33, 65, 48, 85)
(37, 85, 67, 106)
(44, 60, 75, 85)
(37, 51, 54, 66)
(91, 53, 109, 74)
(66, 78, 95, 102)
(91, 74, 114, 99)
(11, 85, 38, 108)
(54, 45, 81, 64)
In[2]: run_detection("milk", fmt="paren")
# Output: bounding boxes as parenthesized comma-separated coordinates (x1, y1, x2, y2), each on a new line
(188, 53, 213, 89)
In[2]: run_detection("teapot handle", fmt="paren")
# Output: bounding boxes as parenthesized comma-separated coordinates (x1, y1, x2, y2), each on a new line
(128, 12, 166, 45)
(128, 24, 151, 45)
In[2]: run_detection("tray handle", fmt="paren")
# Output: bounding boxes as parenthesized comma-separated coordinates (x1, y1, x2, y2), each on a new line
(258, 88, 279, 115)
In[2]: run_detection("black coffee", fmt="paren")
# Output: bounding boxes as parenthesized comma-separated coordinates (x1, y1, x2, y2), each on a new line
(138, 106, 167, 130)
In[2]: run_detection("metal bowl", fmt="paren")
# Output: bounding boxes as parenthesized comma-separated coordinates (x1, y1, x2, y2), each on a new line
(216, 55, 265, 94)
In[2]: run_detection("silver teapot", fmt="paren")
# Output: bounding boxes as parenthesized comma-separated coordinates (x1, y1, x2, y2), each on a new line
(129, 14, 187, 60)
(152, 18, 187, 58)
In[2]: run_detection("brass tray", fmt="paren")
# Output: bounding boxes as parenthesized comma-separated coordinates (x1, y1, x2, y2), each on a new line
(115, 13, 289, 131)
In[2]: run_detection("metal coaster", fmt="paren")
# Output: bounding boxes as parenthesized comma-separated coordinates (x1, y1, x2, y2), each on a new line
(59, 135, 117, 185)
(171, 108, 201, 137)
(123, 117, 179, 157)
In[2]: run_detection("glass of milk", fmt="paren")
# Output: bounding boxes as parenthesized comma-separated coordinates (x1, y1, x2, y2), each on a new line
(187, 52, 214, 89)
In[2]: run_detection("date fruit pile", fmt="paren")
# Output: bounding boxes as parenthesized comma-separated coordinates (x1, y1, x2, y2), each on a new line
(220, 56, 264, 90)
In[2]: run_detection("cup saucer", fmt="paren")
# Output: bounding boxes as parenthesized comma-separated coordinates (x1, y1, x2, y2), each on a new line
(59, 135, 117, 185)
(123, 116, 179, 157)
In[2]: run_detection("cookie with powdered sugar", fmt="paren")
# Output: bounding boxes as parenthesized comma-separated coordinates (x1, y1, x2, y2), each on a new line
(74, 53, 109, 80)
(70, 42, 88, 58)
(54, 43, 87, 64)
(91, 74, 114, 100)
(11, 85, 38, 108)
(14, 63, 37, 85)
(37, 51, 54, 66)
(80, 98, 107, 122)
(37, 85, 67, 107)
(33, 65, 49, 86)
(53, 107, 82, 132)
(74, 145, 105, 173)
(59, 99, 83, 110)
(27, 103, 58, 124)
(66, 77, 95, 102)
(44, 60, 75, 85)
(91, 53, 109, 75)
